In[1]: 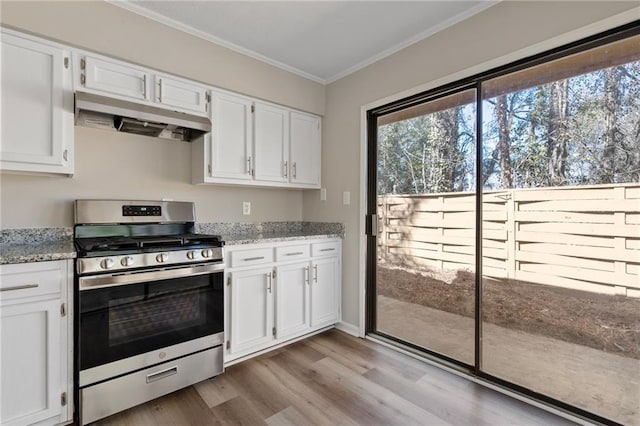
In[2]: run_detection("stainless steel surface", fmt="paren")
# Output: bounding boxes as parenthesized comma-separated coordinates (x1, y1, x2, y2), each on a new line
(80, 346, 223, 425)
(74, 199, 195, 225)
(146, 366, 177, 383)
(79, 332, 223, 387)
(156, 253, 169, 263)
(100, 258, 114, 269)
(0, 283, 39, 292)
(74, 92, 211, 141)
(79, 262, 224, 291)
(77, 246, 223, 274)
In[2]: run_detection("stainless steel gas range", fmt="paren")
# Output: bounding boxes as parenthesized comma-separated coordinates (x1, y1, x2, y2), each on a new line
(73, 200, 224, 425)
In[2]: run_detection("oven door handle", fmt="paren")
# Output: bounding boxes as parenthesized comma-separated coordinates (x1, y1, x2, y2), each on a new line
(79, 263, 225, 290)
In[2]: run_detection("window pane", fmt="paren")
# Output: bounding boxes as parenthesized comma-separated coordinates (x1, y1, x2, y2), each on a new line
(481, 36, 640, 425)
(376, 89, 476, 365)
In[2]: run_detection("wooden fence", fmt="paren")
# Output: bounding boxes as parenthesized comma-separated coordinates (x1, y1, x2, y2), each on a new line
(377, 183, 640, 297)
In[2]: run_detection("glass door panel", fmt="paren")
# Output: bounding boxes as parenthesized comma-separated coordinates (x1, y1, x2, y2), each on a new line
(374, 89, 477, 365)
(480, 39, 640, 425)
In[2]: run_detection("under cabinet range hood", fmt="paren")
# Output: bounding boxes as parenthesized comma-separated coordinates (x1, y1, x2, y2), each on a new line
(74, 92, 211, 141)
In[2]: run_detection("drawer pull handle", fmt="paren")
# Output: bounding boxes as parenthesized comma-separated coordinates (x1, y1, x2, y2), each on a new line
(313, 265, 318, 283)
(146, 366, 178, 383)
(320, 248, 335, 252)
(0, 284, 39, 292)
(243, 256, 265, 261)
(285, 252, 304, 256)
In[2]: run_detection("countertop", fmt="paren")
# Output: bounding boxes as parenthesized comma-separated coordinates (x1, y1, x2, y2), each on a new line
(0, 223, 344, 264)
(221, 230, 344, 245)
(0, 240, 77, 264)
(1, 228, 76, 265)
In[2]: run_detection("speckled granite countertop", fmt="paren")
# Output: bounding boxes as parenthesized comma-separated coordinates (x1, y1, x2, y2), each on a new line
(1, 228, 76, 264)
(0, 223, 344, 264)
(196, 222, 344, 245)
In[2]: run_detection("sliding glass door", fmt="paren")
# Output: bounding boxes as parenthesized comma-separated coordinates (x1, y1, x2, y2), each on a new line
(367, 24, 639, 426)
(374, 89, 477, 365)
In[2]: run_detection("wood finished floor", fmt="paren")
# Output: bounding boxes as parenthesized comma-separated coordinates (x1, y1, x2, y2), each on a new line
(95, 330, 576, 425)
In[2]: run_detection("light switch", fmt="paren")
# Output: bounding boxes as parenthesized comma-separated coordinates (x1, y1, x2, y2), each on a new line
(343, 191, 350, 205)
(243, 202, 251, 215)
(320, 188, 327, 201)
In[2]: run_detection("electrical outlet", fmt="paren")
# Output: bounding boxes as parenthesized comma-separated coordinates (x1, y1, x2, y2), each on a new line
(243, 201, 251, 215)
(320, 188, 327, 201)
(343, 191, 350, 205)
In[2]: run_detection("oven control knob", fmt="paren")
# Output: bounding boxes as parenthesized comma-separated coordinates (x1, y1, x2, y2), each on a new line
(100, 258, 115, 269)
(187, 250, 197, 260)
(121, 256, 135, 267)
(156, 253, 169, 263)
(201, 249, 213, 258)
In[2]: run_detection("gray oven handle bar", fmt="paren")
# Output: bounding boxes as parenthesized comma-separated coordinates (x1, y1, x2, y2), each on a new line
(79, 263, 225, 291)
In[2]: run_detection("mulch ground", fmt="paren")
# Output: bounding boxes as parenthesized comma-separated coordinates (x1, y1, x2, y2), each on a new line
(377, 265, 640, 359)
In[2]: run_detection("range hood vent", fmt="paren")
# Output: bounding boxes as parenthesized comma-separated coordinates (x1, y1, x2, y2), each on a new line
(74, 92, 211, 142)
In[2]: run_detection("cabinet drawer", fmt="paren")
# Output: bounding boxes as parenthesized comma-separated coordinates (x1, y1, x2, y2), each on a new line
(275, 244, 310, 261)
(311, 241, 341, 257)
(0, 261, 64, 302)
(230, 247, 274, 268)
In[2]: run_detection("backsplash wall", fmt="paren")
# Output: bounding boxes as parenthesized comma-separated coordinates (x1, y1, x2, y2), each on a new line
(0, 127, 305, 228)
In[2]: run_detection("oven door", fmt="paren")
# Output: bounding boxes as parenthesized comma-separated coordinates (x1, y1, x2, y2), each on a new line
(78, 263, 223, 384)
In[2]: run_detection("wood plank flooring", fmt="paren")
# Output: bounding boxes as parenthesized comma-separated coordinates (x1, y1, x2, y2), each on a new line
(94, 330, 576, 425)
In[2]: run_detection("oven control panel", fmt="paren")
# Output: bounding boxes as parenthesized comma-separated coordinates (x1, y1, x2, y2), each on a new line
(122, 205, 162, 216)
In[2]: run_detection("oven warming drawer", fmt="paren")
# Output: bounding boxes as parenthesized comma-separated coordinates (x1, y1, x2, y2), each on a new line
(80, 346, 223, 425)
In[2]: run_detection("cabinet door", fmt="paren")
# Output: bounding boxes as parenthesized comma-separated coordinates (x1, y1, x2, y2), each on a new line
(82, 55, 150, 101)
(254, 102, 289, 183)
(229, 267, 274, 355)
(1, 298, 62, 425)
(1, 33, 73, 174)
(156, 75, 208, 114)
(275, 262, 311, 339)
(310, 257, 339, 328)
(210, 91, 254, 180)
(290, 111, 321, 186)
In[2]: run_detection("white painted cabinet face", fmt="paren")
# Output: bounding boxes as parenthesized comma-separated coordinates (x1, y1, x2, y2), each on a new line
(276, 262, 311, 339)
(81, 56, 150, 101)
(290, 112, 321, 186)
(155, 75, 208, 114)
(0, 32, 73, 175)
(209, 91, 254, 180)
(0, 260, 72, 426)
(310, 257, 340, 328)
(229, 267, 275, 354)
(254, 102, 289, 183)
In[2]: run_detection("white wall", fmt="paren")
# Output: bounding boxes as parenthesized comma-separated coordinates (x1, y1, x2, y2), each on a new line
(0, 1, 325, 228)
(303, 1, 639, 328)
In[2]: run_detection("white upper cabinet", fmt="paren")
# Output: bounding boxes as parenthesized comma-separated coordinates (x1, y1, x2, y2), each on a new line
(290, 111, 321, 186)
(193, 95, 321, 189)
(254, 102, 289, 183)
(75, 53, 210, 116)
(81, 55, 150, 101)
(155, 74, 208, 114)
(209, 90, 254, 180)
(0, 31, 74, 175)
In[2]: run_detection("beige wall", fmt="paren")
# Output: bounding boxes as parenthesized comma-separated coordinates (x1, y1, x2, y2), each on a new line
(0, 1, 325, 228)
(304, 1, 639, 328)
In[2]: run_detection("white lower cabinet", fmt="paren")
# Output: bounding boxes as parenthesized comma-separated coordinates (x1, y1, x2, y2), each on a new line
(0, 260, 73, 426)
(276, 261, 311, 339)
(229, 267, 274, 355)
(225, 239, 341, 363)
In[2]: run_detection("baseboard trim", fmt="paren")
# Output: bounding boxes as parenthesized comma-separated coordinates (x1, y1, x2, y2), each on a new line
(335, 321, 360, 337)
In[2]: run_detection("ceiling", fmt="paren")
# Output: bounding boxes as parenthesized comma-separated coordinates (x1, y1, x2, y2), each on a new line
(114, 1, 497, 84)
